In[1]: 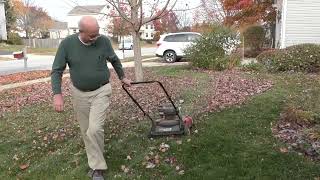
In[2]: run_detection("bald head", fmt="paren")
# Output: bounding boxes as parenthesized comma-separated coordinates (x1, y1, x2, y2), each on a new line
(78, 16, 100, 44)
(78, 16, 99, 32)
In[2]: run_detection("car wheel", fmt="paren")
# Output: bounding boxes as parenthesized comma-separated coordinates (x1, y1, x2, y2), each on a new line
(163, 50, 176, 63)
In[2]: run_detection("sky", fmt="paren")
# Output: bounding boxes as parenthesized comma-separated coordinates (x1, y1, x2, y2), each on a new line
(33, 0, 201, 22)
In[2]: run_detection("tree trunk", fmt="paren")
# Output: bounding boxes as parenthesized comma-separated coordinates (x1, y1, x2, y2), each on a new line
(132, 31, 143, 81)
(131, 0, 143, 81)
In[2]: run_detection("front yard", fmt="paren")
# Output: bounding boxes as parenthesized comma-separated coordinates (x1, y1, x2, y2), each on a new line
(0, 66, 319, 179)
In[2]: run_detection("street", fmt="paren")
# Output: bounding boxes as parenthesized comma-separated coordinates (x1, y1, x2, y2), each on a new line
(0, 48, 157, 75)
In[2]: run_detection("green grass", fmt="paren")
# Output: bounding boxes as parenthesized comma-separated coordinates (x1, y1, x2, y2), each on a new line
(0, 44, 57, 55)
(0, 41, 155, 56)
(1, 67, 320, 179)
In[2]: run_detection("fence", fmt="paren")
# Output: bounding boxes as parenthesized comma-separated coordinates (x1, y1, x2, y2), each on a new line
(23, 39, 63, 48)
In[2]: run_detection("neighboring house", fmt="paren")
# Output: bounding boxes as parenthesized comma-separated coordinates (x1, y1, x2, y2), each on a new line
(0, 0, 7, 40)
(49, 21, 69, 39)
(67, 5, 112, 36)
(139, 22, 155, 40)
(275, 0, 320, 48)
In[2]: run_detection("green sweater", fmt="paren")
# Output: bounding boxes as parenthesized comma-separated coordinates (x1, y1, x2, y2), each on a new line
(51, 34, 124, 94)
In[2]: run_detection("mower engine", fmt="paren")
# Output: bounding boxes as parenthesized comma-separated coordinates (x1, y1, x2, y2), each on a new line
(156, 103, 180, 127)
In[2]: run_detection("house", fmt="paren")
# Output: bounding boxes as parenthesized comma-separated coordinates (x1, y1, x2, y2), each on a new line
(0, 0, 7, 40)
(275, 0, 320, 48)
(49, 21, 69, 39)
(139, 22, 155, 40)
(67, 5, 112, 36)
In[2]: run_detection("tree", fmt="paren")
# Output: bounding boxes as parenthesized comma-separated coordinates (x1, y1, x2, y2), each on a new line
(153, 9, 178, 34)
(105, 0, 177, 81)
(191, 22, 212, 34)
(13, 0, 53, 38)
(108, 5, 131, 40)
(223, 0, 276, 28)
(4, 0, 16, 33)
(199, 0, 276, 28)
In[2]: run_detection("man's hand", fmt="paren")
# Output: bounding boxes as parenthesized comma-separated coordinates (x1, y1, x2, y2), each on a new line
(53, 94, 64, 112)
(121, 78, 132, 87)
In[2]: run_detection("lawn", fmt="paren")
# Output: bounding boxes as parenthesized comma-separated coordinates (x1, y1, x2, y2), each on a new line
(0, 66, 319, 179)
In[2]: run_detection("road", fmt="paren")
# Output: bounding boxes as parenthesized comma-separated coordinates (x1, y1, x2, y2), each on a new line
(0, 48, 157, 75)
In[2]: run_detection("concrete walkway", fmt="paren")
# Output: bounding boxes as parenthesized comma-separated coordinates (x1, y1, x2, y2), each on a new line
(0, 58, 189, 91)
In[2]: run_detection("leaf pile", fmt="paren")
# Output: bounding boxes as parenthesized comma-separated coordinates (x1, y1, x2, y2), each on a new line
(0, 70, 51, 85)
(204, 70, 273, 112)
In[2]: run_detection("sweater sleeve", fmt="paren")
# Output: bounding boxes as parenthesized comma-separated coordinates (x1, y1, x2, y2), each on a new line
(105, 37, 125, 80)
(51, 40, 67, 95)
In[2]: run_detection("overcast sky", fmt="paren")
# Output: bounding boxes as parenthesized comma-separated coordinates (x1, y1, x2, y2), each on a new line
(32, 0, 201, 22)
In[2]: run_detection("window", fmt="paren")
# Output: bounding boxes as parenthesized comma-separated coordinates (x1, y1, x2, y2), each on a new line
(146, 25, 148, 29)
(151, 33, 154, 38)
(187, 34, 201, 42)
(151, 25, 154, 29)
(73, 29, 77, 34)
(146, 33, 149, 38)
(164, 34, 187, 42)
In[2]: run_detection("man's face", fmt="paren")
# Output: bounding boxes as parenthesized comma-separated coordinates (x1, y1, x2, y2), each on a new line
(80, 27, 100, 44)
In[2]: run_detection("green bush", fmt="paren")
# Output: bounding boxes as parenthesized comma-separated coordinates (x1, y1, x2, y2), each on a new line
(281, 105, 320, 126)
(184, 25, 240, 70)
(241, 62, 265, 72)
(7, 32, 23, 45)
(242, 25, 266, 58)
(256, 44, 320, 73)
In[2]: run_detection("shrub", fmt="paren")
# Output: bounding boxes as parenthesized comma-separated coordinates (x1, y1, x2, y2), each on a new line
(281, 105, 319, 126)
(7, 32, 23, 45)
(184, 25, 240, 70)
(256, 44, 320, 73)
(241, 62, 265, 72)
(242, 25, 266, 58)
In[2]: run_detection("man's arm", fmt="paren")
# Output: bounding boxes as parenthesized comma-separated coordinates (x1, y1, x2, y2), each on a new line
(105, 37, 124, 79)
(51, 41, 67, 112)
(105, 37, 131, 86)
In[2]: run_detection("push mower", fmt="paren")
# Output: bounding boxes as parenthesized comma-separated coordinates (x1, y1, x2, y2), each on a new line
(122, 81, 192, 137)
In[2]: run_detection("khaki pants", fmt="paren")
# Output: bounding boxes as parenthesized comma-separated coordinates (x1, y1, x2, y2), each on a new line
(71, 83, 112, 170)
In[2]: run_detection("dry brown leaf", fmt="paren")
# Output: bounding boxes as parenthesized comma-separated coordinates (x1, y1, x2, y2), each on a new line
(19, 164, 29, 170)
(280, 147, 288, 153)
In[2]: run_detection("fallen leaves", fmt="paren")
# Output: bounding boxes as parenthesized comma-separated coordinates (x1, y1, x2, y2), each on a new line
(159, 143, 170, 153)
(204, 70, 273, 113)
(121, 165, 130, 173)
(273, 118, 320, 161)
(19, 164, 29, 170)
(0, 70, 51, 85)
(280, 147, 289, 153)
(145, 162, 156, 169)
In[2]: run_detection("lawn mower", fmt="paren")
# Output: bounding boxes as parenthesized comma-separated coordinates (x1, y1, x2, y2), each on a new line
(122, 81, 192, 137)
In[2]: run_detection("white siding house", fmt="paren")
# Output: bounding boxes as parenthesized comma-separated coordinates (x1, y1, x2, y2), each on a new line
(139, 23, 155, 40)
(67, 5, 112, 36)
(275, 0, 320, 48)
(0, 0, 7, 40)
(49, 21, 69, 39)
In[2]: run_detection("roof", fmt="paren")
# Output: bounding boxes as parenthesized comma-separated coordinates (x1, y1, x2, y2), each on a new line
(50, 21, 68, 30)
(68, 5, 105, 15)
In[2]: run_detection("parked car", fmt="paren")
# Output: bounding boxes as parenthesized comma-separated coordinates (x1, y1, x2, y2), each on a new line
(119, 39, 133, 50)
(155, 32, 202, 63)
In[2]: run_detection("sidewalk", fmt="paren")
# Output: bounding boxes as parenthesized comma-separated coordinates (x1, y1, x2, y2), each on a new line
(0, 59, 189, 91)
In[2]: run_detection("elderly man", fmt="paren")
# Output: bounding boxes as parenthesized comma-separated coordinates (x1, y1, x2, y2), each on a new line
(51, 16, 131, 180)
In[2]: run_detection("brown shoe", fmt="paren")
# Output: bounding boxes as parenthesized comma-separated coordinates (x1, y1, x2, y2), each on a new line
(92, 170, 104, 180)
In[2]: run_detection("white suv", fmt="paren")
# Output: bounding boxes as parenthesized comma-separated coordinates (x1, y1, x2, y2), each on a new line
(155, 32, 201, 63)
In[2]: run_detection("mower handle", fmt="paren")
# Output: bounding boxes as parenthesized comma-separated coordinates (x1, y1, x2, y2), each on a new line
(122, 81, 181, 121)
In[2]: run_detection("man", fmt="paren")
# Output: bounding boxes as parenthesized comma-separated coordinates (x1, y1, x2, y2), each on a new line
(51, 16, 131, 180)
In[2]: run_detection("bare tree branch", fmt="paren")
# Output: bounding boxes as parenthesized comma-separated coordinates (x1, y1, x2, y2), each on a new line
(142, 0, 177, 24)
(105, 0, 132, 24)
